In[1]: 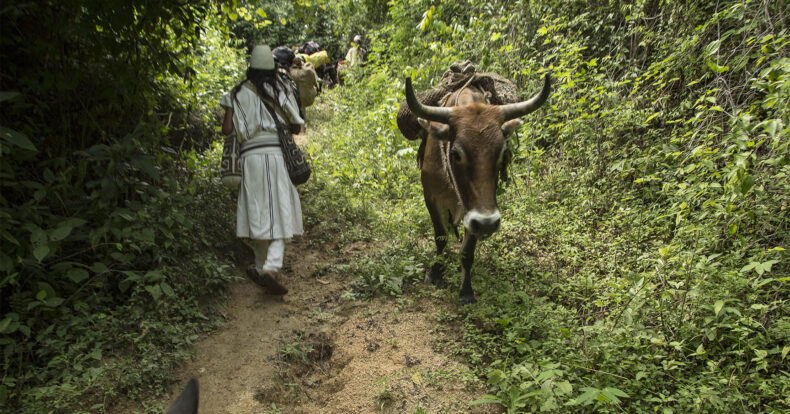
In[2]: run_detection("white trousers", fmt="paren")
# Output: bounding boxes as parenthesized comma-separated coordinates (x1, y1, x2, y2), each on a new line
(250, 239, 285, 272)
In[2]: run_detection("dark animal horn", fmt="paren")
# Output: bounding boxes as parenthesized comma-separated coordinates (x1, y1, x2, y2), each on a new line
(501, 74, 551, 121)
(405, 77, 451, 124)
(165, 378, 199, 414)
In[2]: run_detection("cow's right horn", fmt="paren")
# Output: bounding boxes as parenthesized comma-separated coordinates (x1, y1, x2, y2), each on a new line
(405, 77, 451, 124)
(501, 74, 551, 121)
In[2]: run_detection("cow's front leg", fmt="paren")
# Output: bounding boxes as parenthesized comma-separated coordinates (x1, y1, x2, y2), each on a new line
(459, 232, 478, 304)
(425, 202, 449, 286)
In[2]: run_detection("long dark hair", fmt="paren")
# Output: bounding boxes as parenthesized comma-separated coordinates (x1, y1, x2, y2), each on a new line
(231, 67, 304, 121)
(231, 67, 281, 104)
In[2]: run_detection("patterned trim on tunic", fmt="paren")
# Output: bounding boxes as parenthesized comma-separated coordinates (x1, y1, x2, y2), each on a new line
(265, 154, 274, 239)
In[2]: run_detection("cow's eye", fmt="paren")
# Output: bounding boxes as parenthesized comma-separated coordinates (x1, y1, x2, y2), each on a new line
(450, 146, 466, 164)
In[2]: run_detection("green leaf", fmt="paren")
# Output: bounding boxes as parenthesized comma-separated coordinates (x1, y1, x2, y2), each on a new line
(145, 284, 162, 300)
(469, 395, 502, 406)
(782, 346, 789, 360)
(556, 381, 573, 395)
(31, 225, 50, 262)
(0, 316, 13, 333)
(0, 91, 20, 102)
(50, 225, 73, 242)
(0, 126, 37, 151)
(110, 252, 131, 263)
(88, 348, 103, 360)
(131, 157, 159, 180)
(574, 387, 600, 405)
(66, 268, 89, 283)
(714, 300, 724, 316)
(45, 297, 64, 307)
(759, 260, 779, 274)
(90, 262, 109, 274)
(487, 369, 505, 385)
(601, 387, 629, 404)
(753, 349, 767, 361)
(740, 174, 755, 194)
(707, 61, 729, 73)
(36, 290, 47, 301)
(30, 226, 48, 251)
(160, 281, 175, 298)
(764, 119, 782, 138)
(33, 245, 50, 262)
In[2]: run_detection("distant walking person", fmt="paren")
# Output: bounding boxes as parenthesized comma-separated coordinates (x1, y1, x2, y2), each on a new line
(347, 35, 364, 67)
(220, 45, 305, 295)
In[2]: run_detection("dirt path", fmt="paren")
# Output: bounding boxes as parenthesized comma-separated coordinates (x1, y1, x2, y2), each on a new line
(138, 133, 499, 414)
(147, 233, 500, 413)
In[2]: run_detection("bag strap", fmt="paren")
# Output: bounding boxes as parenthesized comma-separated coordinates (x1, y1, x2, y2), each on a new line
(242, 81, 291, 129)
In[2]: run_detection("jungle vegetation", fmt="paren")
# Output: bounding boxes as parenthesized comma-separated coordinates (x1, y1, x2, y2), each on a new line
(0, 0, 787, 412)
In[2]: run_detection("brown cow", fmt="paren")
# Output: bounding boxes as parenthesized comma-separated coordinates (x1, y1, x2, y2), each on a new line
(404, 74, 551, 304)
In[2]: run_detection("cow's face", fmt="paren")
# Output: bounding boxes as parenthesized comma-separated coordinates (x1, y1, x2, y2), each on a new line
(419, 105, 521, 236)
(406, 75, 550, 236)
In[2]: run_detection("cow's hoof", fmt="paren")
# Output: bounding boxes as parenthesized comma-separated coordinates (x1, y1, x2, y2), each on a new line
(459, 295, 477, 305)
(424, 270, 444, 287)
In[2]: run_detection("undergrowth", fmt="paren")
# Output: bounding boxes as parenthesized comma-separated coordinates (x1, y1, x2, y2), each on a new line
(2, 0, 787, 412)
(306, 0, 789, 412)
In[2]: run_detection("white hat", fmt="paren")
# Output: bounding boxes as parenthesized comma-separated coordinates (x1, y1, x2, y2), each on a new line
(249, 45, 274, 70)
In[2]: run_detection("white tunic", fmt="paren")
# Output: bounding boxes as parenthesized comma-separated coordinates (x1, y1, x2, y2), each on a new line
(221, 78, 305, 240)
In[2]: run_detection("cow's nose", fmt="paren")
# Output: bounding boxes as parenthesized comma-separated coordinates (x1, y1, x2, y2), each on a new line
(465, 210, 501, 235)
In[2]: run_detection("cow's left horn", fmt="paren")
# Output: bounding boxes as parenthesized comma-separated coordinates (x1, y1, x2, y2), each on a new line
(405, 77, 451, 124)
(501, 74, 551, 121)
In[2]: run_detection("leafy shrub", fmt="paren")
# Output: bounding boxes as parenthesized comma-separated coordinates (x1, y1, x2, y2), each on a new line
(309, 0, 788, 411)
(0, 2, 243, 412)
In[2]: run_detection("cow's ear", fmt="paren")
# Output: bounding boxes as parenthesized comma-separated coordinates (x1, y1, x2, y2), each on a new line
(418, 118, 451, 141)
(501, 119, 522, 138)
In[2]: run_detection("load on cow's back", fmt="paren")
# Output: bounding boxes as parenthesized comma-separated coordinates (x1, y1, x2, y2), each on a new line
(397, 61, 551, 304)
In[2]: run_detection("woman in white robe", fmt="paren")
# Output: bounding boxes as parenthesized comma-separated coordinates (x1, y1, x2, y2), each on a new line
(219, 45, 304, 295)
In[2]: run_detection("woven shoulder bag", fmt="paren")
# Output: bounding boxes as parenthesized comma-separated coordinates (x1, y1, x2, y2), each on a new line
(246, 82, 311, 186)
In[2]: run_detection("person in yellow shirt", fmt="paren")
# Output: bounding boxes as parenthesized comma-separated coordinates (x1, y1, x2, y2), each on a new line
(345, 35, 362, 67)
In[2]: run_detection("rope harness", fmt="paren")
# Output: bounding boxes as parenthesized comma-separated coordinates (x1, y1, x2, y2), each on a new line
(437, 79, 481, 211)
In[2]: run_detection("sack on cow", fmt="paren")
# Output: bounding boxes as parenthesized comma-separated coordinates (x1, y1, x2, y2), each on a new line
(296, 50, 329, 68)
(396, 60, 520, 140)
(220, 132, 242, 188)
(290, 61, 319, 107)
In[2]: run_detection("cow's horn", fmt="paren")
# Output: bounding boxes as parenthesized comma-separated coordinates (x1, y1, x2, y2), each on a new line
(501, 74, 551, 121)
(405, 77, 451, 124)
